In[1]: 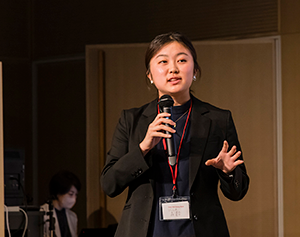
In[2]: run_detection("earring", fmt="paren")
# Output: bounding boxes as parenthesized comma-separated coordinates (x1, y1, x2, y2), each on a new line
(150, 80, 154, 84)
(193, 75, 197, 81)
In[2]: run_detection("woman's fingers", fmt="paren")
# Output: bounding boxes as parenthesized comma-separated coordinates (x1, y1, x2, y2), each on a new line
(153, 113, 175, 126)
(231, 150, 241, 161)
(205, 158, 216, 166)
(205, 141, 243, 173)
(150, 113, 176, 135)
(222, 140, 229, 153)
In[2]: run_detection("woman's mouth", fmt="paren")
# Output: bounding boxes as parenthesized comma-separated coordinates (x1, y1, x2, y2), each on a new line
(168, 77, 181, 83)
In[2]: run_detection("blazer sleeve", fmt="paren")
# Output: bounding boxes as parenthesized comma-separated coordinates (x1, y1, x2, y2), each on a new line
(218, 111, 249, 201)
(100, 110, 150, 197)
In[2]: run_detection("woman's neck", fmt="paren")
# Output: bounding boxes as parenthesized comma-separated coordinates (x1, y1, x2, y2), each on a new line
(52, 199, 63, 211)
(160, 92, 190, 106)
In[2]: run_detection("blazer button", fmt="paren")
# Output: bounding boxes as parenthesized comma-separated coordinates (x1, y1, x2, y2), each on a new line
(193, 215, 198, 220)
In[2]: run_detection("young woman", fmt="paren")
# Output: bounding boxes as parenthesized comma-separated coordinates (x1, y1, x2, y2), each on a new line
(41, 170, 81, 237)
(101, 32, 249, 237)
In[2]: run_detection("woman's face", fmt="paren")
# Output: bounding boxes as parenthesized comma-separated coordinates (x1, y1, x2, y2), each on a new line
(57, 185, 78, 210)
(147, 41, 195, 100)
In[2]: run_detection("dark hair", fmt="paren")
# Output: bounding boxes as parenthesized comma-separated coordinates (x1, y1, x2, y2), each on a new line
(49, 170, 81, 199)
(145, 32, 201, 77)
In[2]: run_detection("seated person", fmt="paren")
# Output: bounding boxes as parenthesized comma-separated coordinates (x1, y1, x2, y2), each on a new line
(41, 170, 81, 237)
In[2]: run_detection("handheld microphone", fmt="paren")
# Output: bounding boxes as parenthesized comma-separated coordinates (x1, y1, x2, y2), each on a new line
(46, 198, 56, 233)
(158, 95, 176, 166)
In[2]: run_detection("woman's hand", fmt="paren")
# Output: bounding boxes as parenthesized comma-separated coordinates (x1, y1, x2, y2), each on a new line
(139, 113, 175, 156)
(205, 140, 244, 174)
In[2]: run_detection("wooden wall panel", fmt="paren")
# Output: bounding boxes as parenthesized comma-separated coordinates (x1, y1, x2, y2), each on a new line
(193, 39, 278, 236)
(86, 49, 108, 227)
(281, 33, 300, 237)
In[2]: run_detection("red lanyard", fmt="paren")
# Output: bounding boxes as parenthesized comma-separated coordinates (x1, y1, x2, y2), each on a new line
(157, 100, 192, 195)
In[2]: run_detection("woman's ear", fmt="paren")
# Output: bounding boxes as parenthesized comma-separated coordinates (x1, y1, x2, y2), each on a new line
(147, 72, 154, 84)
(193, 69, 198, 77)
(194, 68, 201, 79)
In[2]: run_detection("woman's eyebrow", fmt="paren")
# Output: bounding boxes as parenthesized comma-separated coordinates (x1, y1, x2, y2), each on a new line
(177, 52, 189, 57)
(155, 54, 168, 59)
(155, 52, 189, 59)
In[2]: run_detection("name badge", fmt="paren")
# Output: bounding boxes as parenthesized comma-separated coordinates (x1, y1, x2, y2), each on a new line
(159, 196, 191, 221)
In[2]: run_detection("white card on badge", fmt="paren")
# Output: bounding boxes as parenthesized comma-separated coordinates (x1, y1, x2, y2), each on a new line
(162, 201, 190, 220)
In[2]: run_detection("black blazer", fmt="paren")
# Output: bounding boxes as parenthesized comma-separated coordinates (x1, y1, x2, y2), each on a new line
(101, 95, 249, 237)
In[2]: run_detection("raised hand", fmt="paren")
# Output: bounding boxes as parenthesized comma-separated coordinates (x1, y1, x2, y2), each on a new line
(205, 140, 244, 174)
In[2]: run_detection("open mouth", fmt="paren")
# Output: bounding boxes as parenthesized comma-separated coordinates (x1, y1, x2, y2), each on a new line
(168, 77, 181, 83)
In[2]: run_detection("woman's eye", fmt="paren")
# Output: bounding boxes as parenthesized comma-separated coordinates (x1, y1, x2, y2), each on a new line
(158, 60, 167, 64)
(178, 59, 187, 63)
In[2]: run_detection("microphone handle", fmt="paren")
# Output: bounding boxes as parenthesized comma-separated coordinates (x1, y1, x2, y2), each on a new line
(162, 107, 176, 166)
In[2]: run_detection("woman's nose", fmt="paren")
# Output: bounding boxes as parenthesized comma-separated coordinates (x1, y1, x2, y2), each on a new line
(169, 63, 179, 74)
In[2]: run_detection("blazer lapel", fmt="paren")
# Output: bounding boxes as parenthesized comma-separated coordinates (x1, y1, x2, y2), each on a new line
(189, 97, 211, 190)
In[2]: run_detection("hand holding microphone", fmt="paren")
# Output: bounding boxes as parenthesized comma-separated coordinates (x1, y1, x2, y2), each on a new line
(139, 95, 176, 158)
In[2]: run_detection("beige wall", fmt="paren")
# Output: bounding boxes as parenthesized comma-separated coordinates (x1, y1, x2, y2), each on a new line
(280, 0, 300, 236)
(194, 40, 280, 236)
(281, 33, 300, 236)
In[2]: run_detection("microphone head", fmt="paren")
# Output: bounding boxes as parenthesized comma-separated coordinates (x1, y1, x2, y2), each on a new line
(158, 95, 174, 111)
